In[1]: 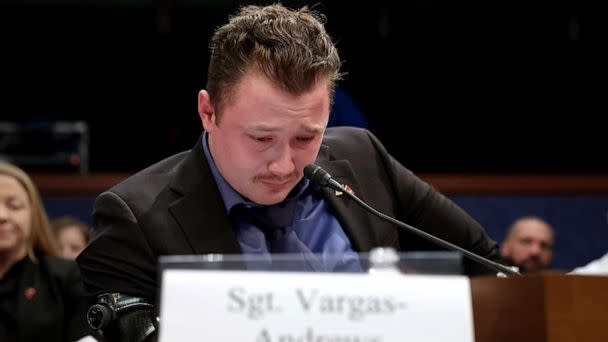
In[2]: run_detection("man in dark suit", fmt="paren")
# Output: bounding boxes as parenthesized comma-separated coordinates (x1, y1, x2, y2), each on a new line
(77, 3, 500, 341)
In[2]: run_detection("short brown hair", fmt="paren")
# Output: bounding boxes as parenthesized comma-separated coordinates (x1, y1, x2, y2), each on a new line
(207, 3, 342, 120)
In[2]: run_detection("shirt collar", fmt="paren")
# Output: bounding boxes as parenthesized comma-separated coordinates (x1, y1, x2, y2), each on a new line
(201, 132, 311, 213)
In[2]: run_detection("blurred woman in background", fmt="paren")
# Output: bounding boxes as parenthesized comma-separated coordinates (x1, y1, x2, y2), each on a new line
(0, 161, 92, 341)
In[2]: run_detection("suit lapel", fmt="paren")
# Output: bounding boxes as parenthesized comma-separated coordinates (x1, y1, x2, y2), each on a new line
(168, 137, 241, 254)
(315, 145, 376, 252)
(166, 136, 377, 254)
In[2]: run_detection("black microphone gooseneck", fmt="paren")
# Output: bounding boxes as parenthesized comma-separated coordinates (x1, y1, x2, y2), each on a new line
(303, 164, 521, 276)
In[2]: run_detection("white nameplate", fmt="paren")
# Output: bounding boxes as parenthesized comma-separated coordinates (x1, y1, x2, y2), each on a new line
(159, 271, 474, 342)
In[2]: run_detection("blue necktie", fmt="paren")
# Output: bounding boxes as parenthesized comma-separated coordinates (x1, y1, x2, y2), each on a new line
(236, 200, 325, 271)
(232, 199, 362, 273)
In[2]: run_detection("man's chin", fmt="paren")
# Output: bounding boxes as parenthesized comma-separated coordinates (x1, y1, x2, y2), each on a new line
(253, 197, 287, 206)
(521, 262, 546, 274)
(249, 190, 290, 206)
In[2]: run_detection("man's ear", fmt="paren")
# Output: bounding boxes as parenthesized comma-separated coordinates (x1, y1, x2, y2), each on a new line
(198, 90, 216, 130)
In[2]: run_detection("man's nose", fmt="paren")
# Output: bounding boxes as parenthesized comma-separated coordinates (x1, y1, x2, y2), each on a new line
(528, 243, 543, 256)
(0, 205, 7, 222)
(268, 144, 295, 176)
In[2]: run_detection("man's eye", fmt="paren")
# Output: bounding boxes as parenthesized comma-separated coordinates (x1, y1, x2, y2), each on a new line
(252, 136, 272, 143)
(296, 136, 314, 142)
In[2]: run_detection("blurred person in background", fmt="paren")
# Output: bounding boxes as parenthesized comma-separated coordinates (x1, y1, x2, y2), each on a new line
(0, 161, 93, 342)
(500, 215, 555, 273)
(51, 216, 90, 261)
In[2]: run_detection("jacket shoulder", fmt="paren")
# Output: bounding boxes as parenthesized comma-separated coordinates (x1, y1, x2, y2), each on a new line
(110, 150, 190, 195)
(323, 126, 373, 144)
(322, 126, 385, 157)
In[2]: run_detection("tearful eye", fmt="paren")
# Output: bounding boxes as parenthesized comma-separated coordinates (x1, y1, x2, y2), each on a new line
(296, 136, 314, 142)
(251, 136, 272, 143)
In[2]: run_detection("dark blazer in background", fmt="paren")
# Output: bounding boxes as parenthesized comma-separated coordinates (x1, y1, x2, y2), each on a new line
(77, 127, 500, 301)
(0, 252, 93, 342)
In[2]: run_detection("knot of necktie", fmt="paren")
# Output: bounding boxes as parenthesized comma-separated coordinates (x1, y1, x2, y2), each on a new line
(232, 199, 300, 253)
(229, 190, 362, 273)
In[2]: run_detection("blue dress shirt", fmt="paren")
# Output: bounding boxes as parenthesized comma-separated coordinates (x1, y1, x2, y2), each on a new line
(201, 133, 360, 272)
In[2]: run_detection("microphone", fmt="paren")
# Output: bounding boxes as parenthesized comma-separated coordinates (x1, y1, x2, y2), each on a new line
(303, 164, 521, 276)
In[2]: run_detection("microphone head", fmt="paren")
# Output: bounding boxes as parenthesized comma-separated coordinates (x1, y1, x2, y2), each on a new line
(304, 164, 331, 187)
(304, 164, 320, 179)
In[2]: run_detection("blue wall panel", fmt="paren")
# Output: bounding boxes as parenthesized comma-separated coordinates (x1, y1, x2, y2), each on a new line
(43, 196, 95, 227)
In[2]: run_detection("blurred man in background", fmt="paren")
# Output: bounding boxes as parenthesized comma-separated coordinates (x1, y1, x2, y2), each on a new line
(500, 216, 555, 273)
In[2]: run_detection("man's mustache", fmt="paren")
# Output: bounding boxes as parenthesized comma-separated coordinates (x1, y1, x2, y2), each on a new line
(253, 171, 299, 183)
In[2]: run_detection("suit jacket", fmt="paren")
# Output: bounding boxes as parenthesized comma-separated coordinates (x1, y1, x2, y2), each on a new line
(77, 127, 499, 301)
(0, 253, 93, 342)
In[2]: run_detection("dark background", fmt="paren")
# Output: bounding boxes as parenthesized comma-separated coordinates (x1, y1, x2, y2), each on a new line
(2, 0, 606, 173)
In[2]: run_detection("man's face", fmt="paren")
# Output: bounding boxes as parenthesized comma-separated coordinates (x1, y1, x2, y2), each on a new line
(501, 219, 554, 273)
(199, 72, 330, 205)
